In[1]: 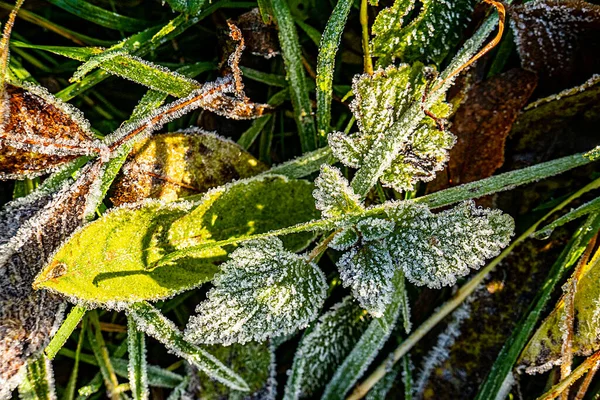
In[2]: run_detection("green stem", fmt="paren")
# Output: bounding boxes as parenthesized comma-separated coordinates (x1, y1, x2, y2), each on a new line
(316, 0, 353, 143)
(359, 0, 373, 75)
(45, 305, 87, 360)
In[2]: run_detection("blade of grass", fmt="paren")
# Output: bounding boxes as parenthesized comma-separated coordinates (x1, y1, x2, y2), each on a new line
(268, 0, 318, 152)
(45, 0, 151, 32)
(238, 88, 288, 149)
(64, 319, 86, 400)
(128, 302, 250, 392)
(128, 317, 149, 400)
(86, 310, 120, 400)
(295, 18, 322, 46)
(18, 355, 56, 400)
(316, 0, 353, 145)
(45, 305, 87, 360)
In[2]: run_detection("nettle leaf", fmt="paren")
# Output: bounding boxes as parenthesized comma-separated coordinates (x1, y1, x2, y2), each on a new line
(283, 297, 369, 399)
(371, 0, 475, 65)
(387, 201, 514, 288)
(520, 253, 600, 373)
(194, 342, 276, 400)
(313, 165, 362, 218)
(184, 238, 327, 345)
(0, 161, 104, 393)
(0, 82, 107, 180)
(34, 176, 318, 307)
(111, 130, 267, 205)
(330, 228, 359, 251)
(328, 64, 454, 192)
(337, 240, 395, 318)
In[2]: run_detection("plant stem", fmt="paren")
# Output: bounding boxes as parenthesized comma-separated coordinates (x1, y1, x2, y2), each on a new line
(360, 0, 373, 75)
(347, 177, 600, 399)
(45, 305, 87, 360)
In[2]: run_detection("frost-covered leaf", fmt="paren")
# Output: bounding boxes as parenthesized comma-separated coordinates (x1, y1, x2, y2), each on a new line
(128, 317, 149, 400)
(328, 64, 454, 192)
(0, 83, 106, 180)
(510, 0, 600, 91)
(519, 251, 600, 373)
(387, 201, 514, 288)
(192, 342, 275, 400)
(184, 238, 327, 345)
(330, 228, 359, 251)
(283, 297, 369, 399)
(17, 355, 56, 400)
(356, 218, 395, 241)
(371, 0, 475, 65)
(313, 165, 362, 218)
(165, 0, 206, 15)
(337, 240, 395, 318)
(34, 176, 318, 307)
(111, 130, 267, 206)
(0, 161, 104, 395)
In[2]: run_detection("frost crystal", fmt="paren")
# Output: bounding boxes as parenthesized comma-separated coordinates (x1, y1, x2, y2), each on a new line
(313, 165, 362, 218)
(372, 0, 475, 65)
(337, 241, 395, 318)
(356, 218, 395, 241)
(328, 64, 454, 192)
(387, 201, 514, 288)
(284, 297, 369, 399)
(184, 238, 327, 346)
(329, 228, 359, 251)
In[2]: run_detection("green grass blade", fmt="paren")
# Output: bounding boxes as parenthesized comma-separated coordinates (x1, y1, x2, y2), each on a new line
(45, 0, 151, 32)
(474, 213, 600, 400)
(240, 66, 287, 87)
(534, 195, 600, 239)
(268, 0, 318, 152)
(64, 319, 86, 400)
(238, 89, 288, 149)
(295, 19, 322, 46)
(18, 355, 56, 400)
(128, 317, 149, 400)
(86, 311, 120, 399)
(128, 302, 250, 392)
(316, 0, 352, 143)
(44, 305, 86, 360)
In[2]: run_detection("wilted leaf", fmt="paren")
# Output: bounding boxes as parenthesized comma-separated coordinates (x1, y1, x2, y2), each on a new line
(284, 297, 369, 399)
(111, 130, 267, 206)
(520, 251, 600, 373)
(0, 161, 103, 393)
(192, 342, 275, 400)
(0, 83, 105, 180)
(328, 64, 454, 192)
(371, 0, 475, 65)
(387, 201, 514, 288)
(428, 68, 537, 191)
(510, 0, 600, 92)
(236, 9, 278, 59)
(184, 238, 327, 345)
(34, 176, 319, 306)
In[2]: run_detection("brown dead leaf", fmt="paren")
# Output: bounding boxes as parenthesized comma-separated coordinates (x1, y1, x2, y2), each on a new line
(236, 8, 278, 59)
(510, 0, 600, 93)
(428, 68, 537, 192)
(110, 130, 267, 206)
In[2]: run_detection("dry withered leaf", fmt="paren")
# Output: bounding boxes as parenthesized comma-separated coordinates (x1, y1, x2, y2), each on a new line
(236, 8, 279, 59)
(110, 130, 267, 206)
(428, 68, 537, 192)
(510, 0, 600, 92)
(0, 160, 103, 393)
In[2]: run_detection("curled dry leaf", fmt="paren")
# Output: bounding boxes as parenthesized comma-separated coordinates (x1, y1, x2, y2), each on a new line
(428, 68, 537, 192)
(510, 0, 600, 92)
(110, 130, 267, 206)
(235, 8, 278, 59)
(0, 161, 103, 394)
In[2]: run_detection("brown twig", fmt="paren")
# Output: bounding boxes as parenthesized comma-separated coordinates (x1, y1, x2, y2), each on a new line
(537, 349, 600, 400)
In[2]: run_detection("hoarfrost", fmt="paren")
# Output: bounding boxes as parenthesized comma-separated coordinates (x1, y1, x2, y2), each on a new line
(313, 165, 362, 218)
(329, 228, 359, 251)
(184, 238, 327, 345)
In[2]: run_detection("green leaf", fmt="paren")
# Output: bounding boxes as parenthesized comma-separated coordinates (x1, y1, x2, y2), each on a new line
(45, 0, 152, 32)
(313, 165, 363, 218)
(128, 317, 149, 400)
(371, 0, 476, 65)
(45, 305, 87, 360)
(283, 297, 369, 399)
(17, 355, 56, 400)
(64, 318, 85, 400)
(195, 342, 275, 399)
(86, 311, 120, 398)
(329, 63, 454, 194)
(164, 0, 207, 15)
(184, 237, 327, 345)
(34, 176, 318, 306)
(533, 195, 600, 239)
(128, 302, 250, 392)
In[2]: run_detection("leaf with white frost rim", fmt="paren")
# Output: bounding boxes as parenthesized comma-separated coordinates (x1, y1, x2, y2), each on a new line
(184, 238, 327, 345)
(313, 165, 362, 218)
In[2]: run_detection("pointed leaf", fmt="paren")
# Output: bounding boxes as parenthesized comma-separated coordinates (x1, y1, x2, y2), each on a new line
(184, 238, 327, 345)
(313, 165, 362, 218)
(356, 218, 395, 241)
(330, 227, 359, 251)
(34, 176, 319, 306)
